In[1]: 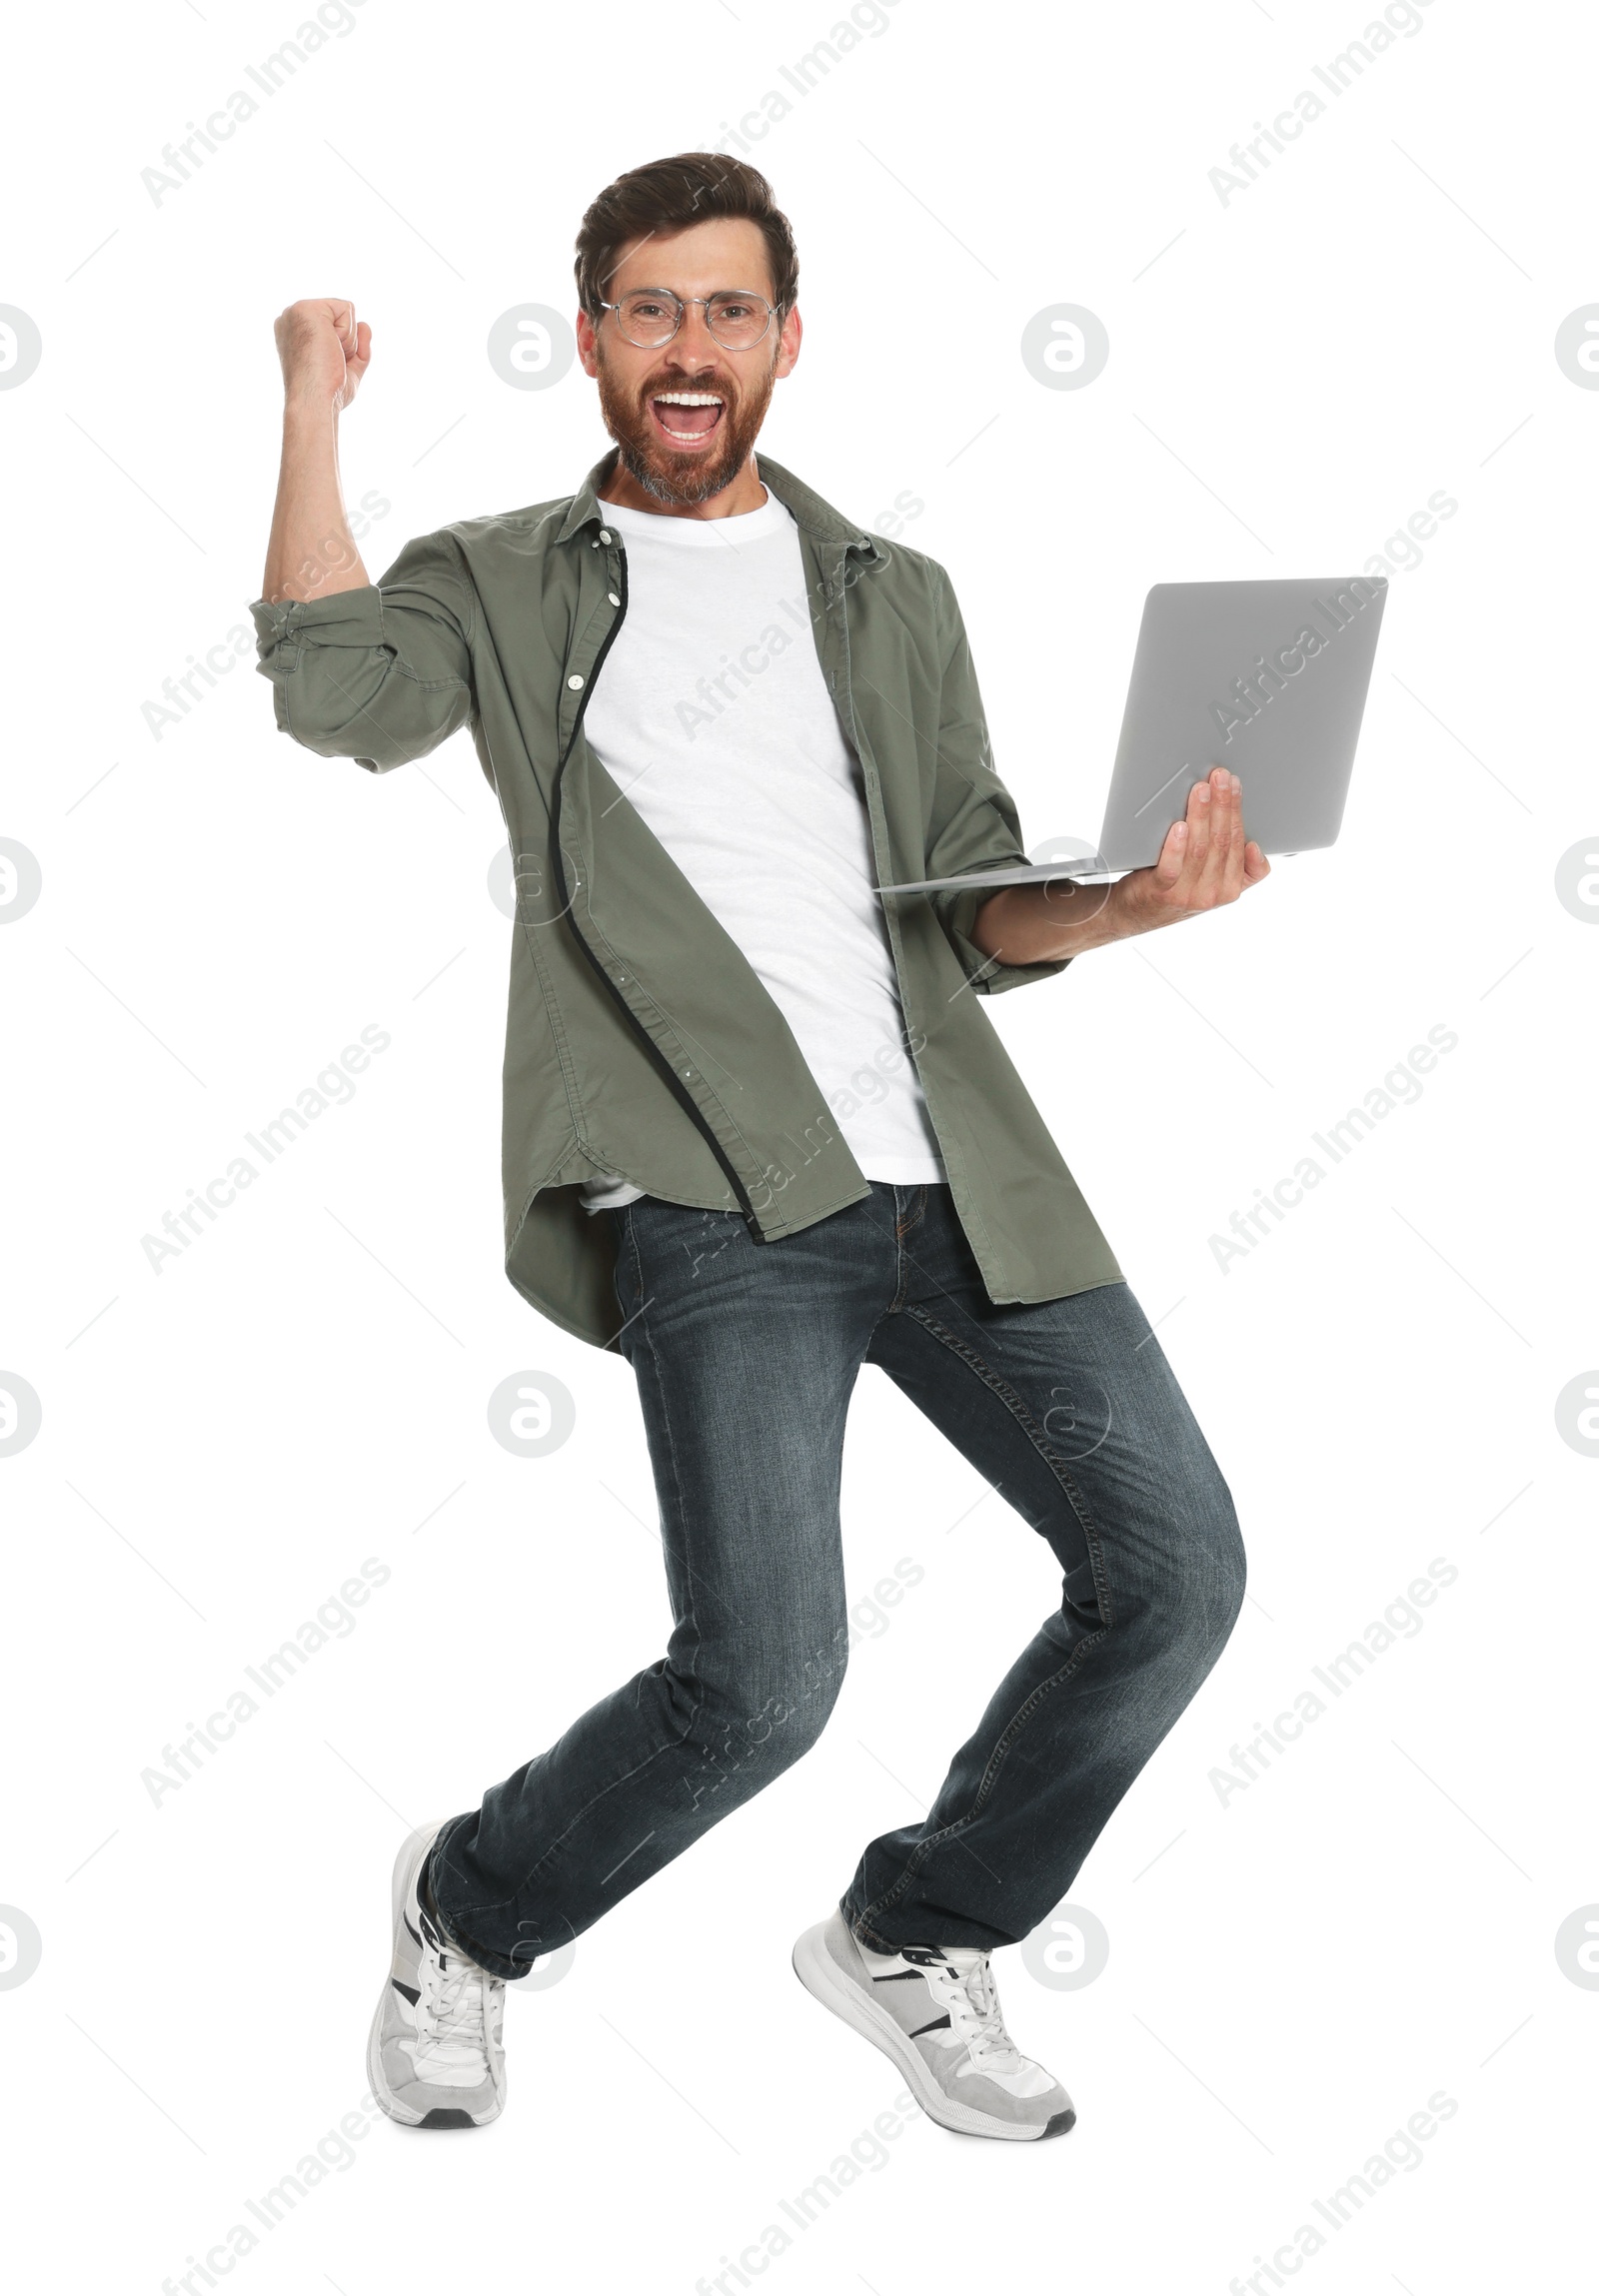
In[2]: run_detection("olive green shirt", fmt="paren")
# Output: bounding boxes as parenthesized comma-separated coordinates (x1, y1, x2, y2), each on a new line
(250, 451, 1122, 1348)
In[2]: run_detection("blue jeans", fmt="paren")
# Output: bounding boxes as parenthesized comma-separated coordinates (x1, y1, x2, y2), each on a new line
(428, 1184, 1245, 1977)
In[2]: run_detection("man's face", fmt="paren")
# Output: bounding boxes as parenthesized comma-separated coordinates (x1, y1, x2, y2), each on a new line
(577, 217, 801, 507)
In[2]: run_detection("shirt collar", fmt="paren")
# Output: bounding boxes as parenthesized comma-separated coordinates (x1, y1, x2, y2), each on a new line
(554, 447, 884, 564)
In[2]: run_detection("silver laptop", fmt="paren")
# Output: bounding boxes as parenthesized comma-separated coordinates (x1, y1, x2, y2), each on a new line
(878, 575, 1388, 893)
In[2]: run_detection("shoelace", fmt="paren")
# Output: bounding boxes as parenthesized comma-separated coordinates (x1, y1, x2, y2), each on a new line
(413, 1952, 491, 2078)
(927, 1954, 1023, 2070)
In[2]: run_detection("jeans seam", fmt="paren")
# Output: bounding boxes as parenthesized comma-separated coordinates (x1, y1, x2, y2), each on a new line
(893, 1185, 926, 1237)
(906, 1304, 1116, 1623)
(846, 1563, 1245, 1951)
(436, 1203, 710, 1960)
(888, 1183, 926, 1311)
(852, 1631, 1112, 1939)
(852, 1303, 1118, 1938)
(627, 1202, 707, 1697)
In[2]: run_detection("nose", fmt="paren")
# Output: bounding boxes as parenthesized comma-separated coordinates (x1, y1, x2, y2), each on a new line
(666, 303, 721, 368)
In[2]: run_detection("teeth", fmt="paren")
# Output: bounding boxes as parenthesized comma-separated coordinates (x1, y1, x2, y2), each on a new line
(654, 392, 724, 406)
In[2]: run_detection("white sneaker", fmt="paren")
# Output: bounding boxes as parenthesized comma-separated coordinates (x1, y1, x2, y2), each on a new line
(366, 1820, 506, 2128)
(793, 1909, 1075, 2141)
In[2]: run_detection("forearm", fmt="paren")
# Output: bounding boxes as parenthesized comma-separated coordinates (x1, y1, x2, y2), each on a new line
(260, 405, 370, 605)
(969, 880, 1125, 966)
(970, 770, 1271, 964)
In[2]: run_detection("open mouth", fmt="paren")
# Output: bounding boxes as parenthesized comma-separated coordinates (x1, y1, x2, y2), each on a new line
(649, 390, 726, 448)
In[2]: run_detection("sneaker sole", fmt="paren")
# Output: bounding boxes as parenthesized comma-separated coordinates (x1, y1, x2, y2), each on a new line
(792, 1918, 1075, 2143)
(366, 1819, 503, 2131)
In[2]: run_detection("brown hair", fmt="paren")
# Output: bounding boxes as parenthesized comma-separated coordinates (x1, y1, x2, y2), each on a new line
(574, 152, 800, 322)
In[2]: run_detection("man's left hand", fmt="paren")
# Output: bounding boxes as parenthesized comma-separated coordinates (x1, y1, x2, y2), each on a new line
(968, 767, 1270, 967)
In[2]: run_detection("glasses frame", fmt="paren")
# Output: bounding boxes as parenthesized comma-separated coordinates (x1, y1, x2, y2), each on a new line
(598, 288, 781, 352)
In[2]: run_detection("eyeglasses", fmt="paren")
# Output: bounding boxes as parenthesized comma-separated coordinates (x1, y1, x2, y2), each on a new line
(599, 289, 779, 352)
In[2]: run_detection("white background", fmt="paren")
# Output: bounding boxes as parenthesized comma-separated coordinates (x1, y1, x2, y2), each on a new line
(2, 0, 1593, 2288)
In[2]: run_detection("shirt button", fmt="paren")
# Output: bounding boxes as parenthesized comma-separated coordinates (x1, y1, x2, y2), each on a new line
(599, 530, 612, 545)
(567, 673, 585, 690)
(608, 592, 621, 606)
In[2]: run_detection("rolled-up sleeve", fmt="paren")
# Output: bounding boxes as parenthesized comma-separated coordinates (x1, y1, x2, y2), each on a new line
(922, 569, 1068, 997)
(249, 529, 476, 772)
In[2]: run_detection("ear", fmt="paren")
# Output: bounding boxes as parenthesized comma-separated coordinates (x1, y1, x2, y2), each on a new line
(576, 307, 601, 379)
(774, 303, 802, 382)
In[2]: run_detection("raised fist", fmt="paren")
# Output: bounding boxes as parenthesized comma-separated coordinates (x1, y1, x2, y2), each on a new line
(274, 298, 372, 416)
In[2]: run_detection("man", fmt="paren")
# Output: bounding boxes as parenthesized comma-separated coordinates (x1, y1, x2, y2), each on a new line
(253, 152, 1263, 2143)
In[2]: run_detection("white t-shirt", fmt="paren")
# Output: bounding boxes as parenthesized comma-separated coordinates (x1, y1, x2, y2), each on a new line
(577, 483, 945, 1213)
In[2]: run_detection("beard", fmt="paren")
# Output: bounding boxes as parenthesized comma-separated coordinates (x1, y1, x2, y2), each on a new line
(595, 344, 778, 509)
